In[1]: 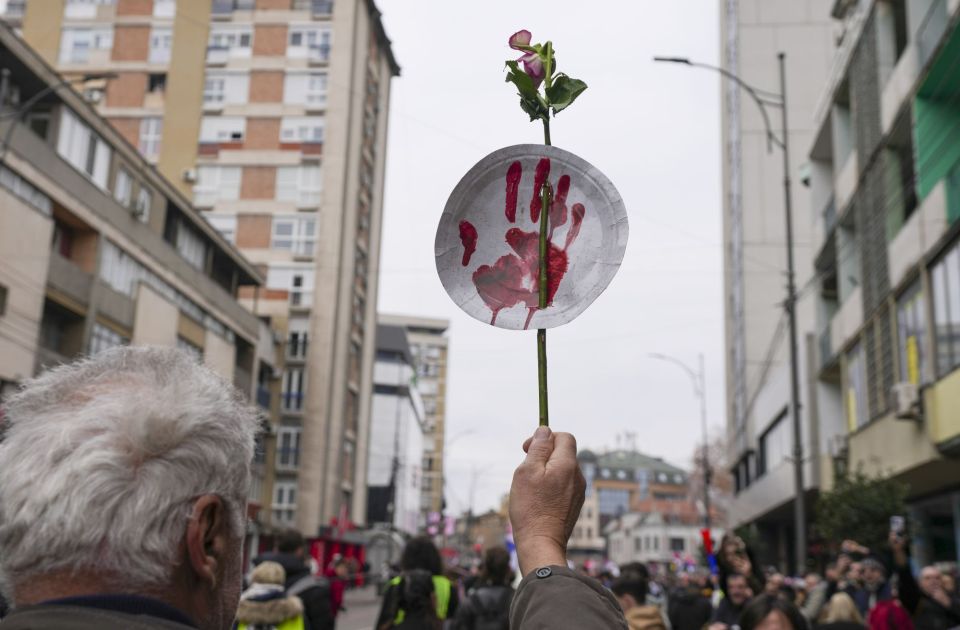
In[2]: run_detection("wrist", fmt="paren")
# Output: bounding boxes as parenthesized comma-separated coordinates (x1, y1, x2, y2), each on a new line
(517, 536, 567, 576)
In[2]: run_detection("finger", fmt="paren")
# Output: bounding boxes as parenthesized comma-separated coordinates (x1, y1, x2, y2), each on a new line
(548, 432, 579, 467)
(522, 437, 533, 453)
(530, 158, 550, 222)
(522, 426, 554, 467)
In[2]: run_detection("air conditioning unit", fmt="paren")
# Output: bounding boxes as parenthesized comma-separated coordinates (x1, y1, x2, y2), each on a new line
(182, 168, 198, 183)
(827, 434, 848, 459)
(892, 382, 921, 421)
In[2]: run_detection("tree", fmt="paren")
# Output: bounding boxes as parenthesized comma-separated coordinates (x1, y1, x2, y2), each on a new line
(814, 470, 908, 554)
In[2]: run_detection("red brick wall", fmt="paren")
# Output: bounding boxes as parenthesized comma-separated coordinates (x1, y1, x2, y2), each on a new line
(108, 117, 141, 149)
(248, 71, 284, 103)
(245, 118, 281, 150)
(240, 167, 276, 200)
(112, 26, 150, 62)
(116, 0, 153, 16)
(252, 25, 288, 57)
(236, 214, 273, 248)
(256, 0, 290, 9)
(105, 73, 147, 108)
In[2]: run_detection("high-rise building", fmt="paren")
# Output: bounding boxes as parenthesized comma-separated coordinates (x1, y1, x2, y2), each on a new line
(807, 0, 960, 568)
(378, 313, 450, 532)
(0, 21, 280, 556)
(720, 0, 834, 571)
(2, 0, 399, 535)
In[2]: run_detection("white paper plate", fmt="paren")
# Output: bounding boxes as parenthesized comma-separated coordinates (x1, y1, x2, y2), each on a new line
(436, 144, 628, 330)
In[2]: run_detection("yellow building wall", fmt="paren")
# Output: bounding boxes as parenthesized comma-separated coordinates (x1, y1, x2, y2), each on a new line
(847, 412, 940, 479)
(925, 369, 960, 445)
(203, 329, 236, 382)
(21, 0, 66, 65)
(157, 0, 211, 196)
(132, 284, 178, 346)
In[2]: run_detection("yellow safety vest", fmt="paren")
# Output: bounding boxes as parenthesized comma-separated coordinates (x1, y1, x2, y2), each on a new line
(389, 574, 453, 622)
(237, 616, 305, 630)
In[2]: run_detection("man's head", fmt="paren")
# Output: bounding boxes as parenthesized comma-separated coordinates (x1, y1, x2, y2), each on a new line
(728, 573, 753, 607)
(920, 566, 943, 595)
(0, 347, 259, 630)
(276, 529, 306, 558)
(481, 546, 511, 586)
(611, 567, 648, 612)
(847, 561, 863, 584)
(765, 572, 785, 595)
(861, 559, 886, 591)
(400, 536, 443, 575)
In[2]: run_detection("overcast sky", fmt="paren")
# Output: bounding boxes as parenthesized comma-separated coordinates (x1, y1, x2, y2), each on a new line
(376, 1, 725, 515)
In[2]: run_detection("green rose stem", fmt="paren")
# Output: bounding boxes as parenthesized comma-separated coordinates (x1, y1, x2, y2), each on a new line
(537, 40, 554, 427)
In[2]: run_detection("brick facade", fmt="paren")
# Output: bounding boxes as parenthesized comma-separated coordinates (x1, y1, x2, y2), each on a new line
(240, 166, 276, 200)
(248, 71, 284, 103)
(111, 26, 150, 62)
(116, 0, 153, 16)
(252, 25, 288, 57)
(236, 214, 273, 248)
(255, 0, 290, 9)
(245, 118, 281, 150)
(107, 117, 141, 149)
(106, 73, 147, 108)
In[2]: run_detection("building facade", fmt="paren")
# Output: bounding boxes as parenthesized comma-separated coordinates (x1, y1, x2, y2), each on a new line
(720, 0, 836, 571)
(605, 511, 726, 572)
(1, 0, 400, 535)
(0, 21, 282, 553)
(808, 0, 960, 568)
(379, 313, 450, 533)
(367, 324, 425, 537)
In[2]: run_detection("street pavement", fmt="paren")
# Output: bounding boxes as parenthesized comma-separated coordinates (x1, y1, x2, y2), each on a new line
(336, 585, 382, 630)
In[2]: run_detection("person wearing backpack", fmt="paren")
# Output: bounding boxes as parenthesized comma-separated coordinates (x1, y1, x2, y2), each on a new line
(451, 546, 514, 630)
(254, 529, 334, 630)
(375, 537, 459, 628)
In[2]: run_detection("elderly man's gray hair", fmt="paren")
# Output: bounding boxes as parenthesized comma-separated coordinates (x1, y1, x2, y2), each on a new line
(0, 346, 260, 597)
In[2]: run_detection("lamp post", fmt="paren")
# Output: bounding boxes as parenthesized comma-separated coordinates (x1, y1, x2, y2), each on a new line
(649, 353, 711, 531)
(654, 53, 806, 573)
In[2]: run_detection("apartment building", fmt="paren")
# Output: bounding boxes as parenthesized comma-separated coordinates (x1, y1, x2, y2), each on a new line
(605, 511, 726, 571)
(2, 0, 400, 536)
(0, 22, 282, 552)
(809, 0, 960, 567)
(367, 324, 425, 536)
(720, 0, 835, 571)
(568, 448, 690, 562)
(379, 313, 450, 533)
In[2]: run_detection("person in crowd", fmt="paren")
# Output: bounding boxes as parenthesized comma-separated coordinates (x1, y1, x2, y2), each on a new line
(719, 534, 766, 598)
(851, 558, 893, 616)
(325, 555, 349, 621)
(235, 561, 306, 630)
(0, 347, 259, 630)
(669, 573, 713, 630)
(387, 569, 442, 630)
(940, 572, 957, 599)
(506, 426, 629, 629)
(254, 529, 334, 630)
(766, 572, 786, 597)
(740, 594, 809, 630)
(815, 593, 865, 630)
(376, 536, 459, 628)
(451, 546, 513, 630)
(890, 534, 960, 630)
(709, 573, 754, 630)
(611, 565, 667, 630)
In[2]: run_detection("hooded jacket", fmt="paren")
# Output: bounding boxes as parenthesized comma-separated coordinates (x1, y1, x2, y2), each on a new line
(625, 604, 669, 630)
(254, 552, 334, 630)
(236, 583, 305, 630)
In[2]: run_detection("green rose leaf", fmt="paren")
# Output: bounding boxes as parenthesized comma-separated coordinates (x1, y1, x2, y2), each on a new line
(545, 74, 587, 114)
(505, 60, 538, 100)
(519, 94, 549, 122)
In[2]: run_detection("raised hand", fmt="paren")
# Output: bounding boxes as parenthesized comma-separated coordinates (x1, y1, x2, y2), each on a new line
(458, 157, 586, 329)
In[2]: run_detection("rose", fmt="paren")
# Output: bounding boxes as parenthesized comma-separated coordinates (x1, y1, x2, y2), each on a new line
(504, 30, 587, 124)
(509, 30, 545, 87)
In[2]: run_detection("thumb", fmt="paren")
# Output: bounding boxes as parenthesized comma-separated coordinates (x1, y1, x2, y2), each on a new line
(523, 426, 554, 466)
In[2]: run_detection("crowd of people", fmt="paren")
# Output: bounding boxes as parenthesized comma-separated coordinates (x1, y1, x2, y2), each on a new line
(1, 346, 959, 630)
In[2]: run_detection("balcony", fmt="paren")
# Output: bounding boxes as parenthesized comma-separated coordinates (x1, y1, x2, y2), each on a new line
(256, 386, 271, 410)
(46, 253, 93, 308)
(308, 44, 331, 64)
(212, 0, 254, 16)
(281, 392, 303, 413)
(822, 195, 837, 235)
(312, 0, 333, 16)
(206, 46, 229, 65)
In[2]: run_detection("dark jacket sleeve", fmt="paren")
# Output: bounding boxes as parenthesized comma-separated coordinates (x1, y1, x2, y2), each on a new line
(897, 562, 921, 615)
(446, 580, 460, 619)
(509, 566, 628, 630)
(300, 583, 335, 630)
(376, 583, 400, 630)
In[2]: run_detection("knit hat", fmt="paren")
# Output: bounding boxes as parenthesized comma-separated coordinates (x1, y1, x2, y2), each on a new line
(251, 561, 286, 585)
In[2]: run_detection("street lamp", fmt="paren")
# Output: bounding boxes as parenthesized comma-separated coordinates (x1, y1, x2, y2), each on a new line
(649, 353, 711, 531)
(654, 53, 806, 572)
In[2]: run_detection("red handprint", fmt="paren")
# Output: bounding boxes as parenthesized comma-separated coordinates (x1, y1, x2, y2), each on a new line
(458, 158, 586, 329)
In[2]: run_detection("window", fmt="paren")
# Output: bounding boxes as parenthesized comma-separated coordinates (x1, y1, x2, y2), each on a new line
(204, 214, 236, 243)
(276, 165, 321, 207)
(59, 27, 113, 63)
(134, 186, 151, 222)
(153, 0, 175, 17)
(147, 73, 166, 94)
(138, 117, 163, 159)
(670, 537, 685, 553)
(266, 265, 314, 308)
(208, 25, 252, 57)
(758, 411, 790, 477)
(149, 27, 172, 64)
(0, 284, 7, 317)
(200, 116, 245, 143)
(280, 116, 324, 143)
(846, 342, 868, 431)
(64, 0, 114, 18)
(897, 281, 928, 386)
(932, 244, 960, 377)
(271, 215, 318, 256)
(173, 219, 207, 270)
(654, 537, 659, 551)
(113, 167, 132, 207)
(288, 331, 309, 359)
(272, 481, 297, 526)
(57, 109, 111, 188)
(287, 26, 331, 60)
(0, 165, 52, 214)
(284, 72, 327, 106)
(88, 323, 127, 355)
(596, 488, 629, 516)
(194, 165, 241, 206)
(282, 367, 305, 411)
(203, 72, 249, 105)
(277, 427, 302, 469)
(291, 274, 307, 307)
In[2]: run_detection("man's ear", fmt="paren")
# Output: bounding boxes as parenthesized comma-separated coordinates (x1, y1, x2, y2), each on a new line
(185, 494, 230, 589)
